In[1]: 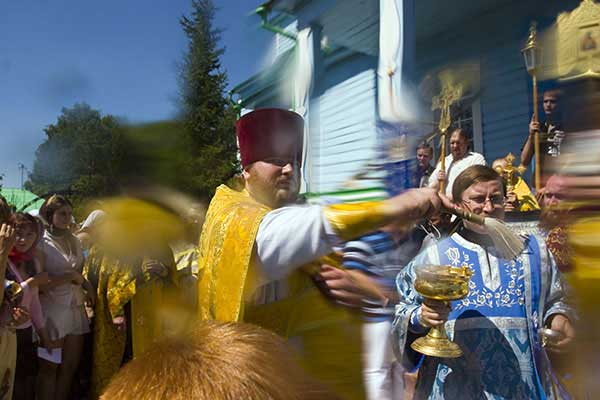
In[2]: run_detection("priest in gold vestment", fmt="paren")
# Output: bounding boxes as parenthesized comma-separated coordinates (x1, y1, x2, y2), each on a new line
(492, 155, 540, 212)
(197, 108, 445, 399)
(81, 195, 192, 398)
(84, 247, 136, 399)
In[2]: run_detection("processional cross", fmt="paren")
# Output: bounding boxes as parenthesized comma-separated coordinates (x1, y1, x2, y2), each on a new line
(432, 79, 463, 193)
(494, 152, 526, 192)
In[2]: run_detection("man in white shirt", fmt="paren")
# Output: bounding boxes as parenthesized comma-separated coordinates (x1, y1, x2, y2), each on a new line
(429, 128, 486, 198)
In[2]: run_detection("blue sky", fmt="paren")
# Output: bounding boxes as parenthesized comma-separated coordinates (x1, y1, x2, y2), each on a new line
(0, 0, 271, 188)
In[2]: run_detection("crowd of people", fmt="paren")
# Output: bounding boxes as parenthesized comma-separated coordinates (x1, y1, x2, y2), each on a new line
(0, 88, 589, 400)
(0, 194, 200, 400)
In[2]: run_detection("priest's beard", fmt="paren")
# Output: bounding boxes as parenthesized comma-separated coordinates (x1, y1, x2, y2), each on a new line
(244, 170, 299, 209)
(539, 207, 567, 231)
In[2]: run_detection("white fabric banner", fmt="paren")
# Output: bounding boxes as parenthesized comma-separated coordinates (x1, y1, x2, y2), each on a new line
(294, 27, 314, 191)
(378, 0, 407, 122)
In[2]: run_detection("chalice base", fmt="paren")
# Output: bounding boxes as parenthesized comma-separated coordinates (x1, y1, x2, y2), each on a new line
(411, 327, 463, 358)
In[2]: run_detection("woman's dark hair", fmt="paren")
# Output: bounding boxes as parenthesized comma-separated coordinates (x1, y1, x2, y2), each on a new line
(40, 194, 73, 226)
(416, 142, 433, 155)
(10, 212, 41, 235)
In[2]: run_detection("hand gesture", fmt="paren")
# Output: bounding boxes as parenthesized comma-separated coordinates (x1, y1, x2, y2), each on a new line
(529, 116, 540, 136)
(535, 187, 546, 205)
(41, 339, 61, 352)
(315, 264, 386, 308)
(10, 306, 30, 326)
(85, 289, 97, 308)
(418, 298, 451, 328)
(112, 315, 127, 331)
(0, 223, 16, 257)
(144, 260, 168, 278)
(438, 169, 446, 183)
(547, 314, 575, 353)
(70, 270, 85, 285)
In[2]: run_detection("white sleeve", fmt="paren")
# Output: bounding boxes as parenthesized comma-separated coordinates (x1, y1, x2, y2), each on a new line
(472, 152, 487, 166)
(428, 162, 442, 188)
(255, 205, 338, 281)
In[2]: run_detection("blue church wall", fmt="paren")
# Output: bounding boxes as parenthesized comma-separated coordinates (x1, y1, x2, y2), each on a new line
(413, 0, 580, 183)
(235, 0, 584, 193)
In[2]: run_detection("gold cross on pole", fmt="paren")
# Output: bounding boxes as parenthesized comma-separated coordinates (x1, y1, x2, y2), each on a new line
(431, 78, 463, 193)
(432, 82, 463, 134)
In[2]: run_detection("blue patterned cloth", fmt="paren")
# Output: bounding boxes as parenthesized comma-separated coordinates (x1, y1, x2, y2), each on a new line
(392, 231, 574, 400)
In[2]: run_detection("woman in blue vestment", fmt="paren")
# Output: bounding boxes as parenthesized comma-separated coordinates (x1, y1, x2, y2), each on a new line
(393, 165, 575, 400)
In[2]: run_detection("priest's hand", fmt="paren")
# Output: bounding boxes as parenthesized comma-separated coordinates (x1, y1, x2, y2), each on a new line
(547, 314, 575, 352)
(315, 265, 389, 308)
(419, 299, 451, 328)
(384, 188, 442, 222)
(315, 264, 370, 307)
(535, 187, 546, 205)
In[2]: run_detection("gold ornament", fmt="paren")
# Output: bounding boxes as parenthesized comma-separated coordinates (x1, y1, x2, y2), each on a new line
(538, 0, 600, 80)
(431, 74, 463, 194)
(411, 264, 473, 358)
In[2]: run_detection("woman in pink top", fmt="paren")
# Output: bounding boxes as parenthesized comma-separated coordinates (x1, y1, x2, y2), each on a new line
(6, 212, 56, 400)
(37, 195, 94, 400)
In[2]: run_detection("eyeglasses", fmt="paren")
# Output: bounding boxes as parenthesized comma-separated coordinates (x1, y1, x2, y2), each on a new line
(464, 194, 505, 208)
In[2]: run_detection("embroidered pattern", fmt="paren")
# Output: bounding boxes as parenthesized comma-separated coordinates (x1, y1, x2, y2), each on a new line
(443, 247, 526, 312)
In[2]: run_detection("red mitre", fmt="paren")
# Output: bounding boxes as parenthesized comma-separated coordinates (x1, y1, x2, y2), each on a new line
(236, 108, 304, 167)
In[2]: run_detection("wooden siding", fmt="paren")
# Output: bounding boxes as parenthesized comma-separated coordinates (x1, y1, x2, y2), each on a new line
(313, 63, 378, 193)
(480, 41, 531, 165)
(275, 20, 297, 58)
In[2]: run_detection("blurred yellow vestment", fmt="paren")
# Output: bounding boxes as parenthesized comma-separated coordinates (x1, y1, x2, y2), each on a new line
(197, 185, 364, 399)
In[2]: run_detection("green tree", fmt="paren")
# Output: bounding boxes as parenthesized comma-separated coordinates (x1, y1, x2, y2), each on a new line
(25, 103, 125, 202)
(178, 0, 239, 197)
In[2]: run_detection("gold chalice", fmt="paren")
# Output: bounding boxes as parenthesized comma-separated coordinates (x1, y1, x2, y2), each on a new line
(411, 264, 473, 358)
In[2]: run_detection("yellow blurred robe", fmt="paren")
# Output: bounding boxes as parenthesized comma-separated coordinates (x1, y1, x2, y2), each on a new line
(197, 185, 365, 399)
(130, 251, 177, 357)
(568, 215, 600, 396)
(87, 248, 180, 399)
(85, 196, 194, 398)
(85, 248, 137, 399)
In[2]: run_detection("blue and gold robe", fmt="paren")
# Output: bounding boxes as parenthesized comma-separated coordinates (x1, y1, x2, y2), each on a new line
(393, 231, 574, 399)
